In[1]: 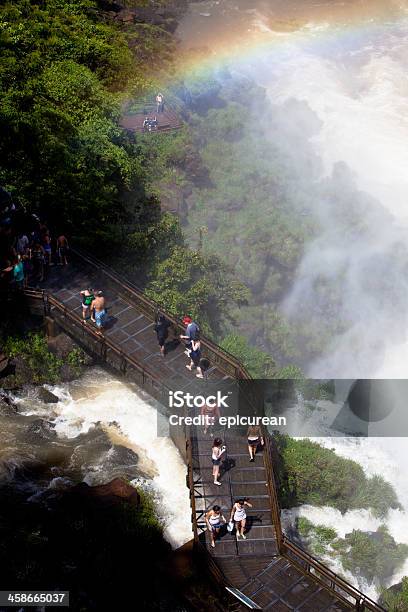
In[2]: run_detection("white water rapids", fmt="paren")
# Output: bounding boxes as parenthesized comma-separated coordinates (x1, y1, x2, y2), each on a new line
(15, 368, 192, 549)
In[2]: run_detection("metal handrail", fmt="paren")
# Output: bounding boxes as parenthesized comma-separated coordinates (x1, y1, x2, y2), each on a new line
(281, 538, 385, 611)
(25, 288, 172, 393)
(69, 246, 252, 380)
(225, 588, 262, 610)
(262, 430, 384, 611)
(262, 432, 283, 551)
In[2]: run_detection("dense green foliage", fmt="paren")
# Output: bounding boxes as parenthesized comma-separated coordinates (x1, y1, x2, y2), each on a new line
(2, 331, 85, 384)
(0, 0, 138, 241)
(145, 246, 249, 336)
(381, 577, 408, 611)
(0, 0, 249, 332)
(333, 527, 408, 583)
(220, 333, 276, 377)
(296, 517, 408, 585)
(168, 77, 319, 366)
(276, 436, 400, 517)
(296, 516, 337, 556)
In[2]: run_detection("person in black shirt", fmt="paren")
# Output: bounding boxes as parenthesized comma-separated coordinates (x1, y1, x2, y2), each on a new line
(154, 313, 171, 356)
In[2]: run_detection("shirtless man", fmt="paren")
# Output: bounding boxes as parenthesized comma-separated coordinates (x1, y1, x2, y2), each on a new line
(57, 235, 69, 265)
(91, 291, 106, 332)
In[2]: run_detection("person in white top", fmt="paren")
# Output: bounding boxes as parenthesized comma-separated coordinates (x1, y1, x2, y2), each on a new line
(230, 498, 252, 540)
(206, 505, 226, 548)
(211, 437, 226, 485)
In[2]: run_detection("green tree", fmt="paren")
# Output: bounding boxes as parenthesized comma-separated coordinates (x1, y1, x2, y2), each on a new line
(276, 436, 400, 517)
(220, 333, 275, 378)
(145, 246, 250, 336)
(381, 577, 408, 611)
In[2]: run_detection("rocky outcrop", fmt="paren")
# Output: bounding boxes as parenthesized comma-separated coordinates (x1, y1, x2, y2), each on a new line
(99, 0, 189, 33)
(37, 387, 59, 404)
(76, 477, 141, 507)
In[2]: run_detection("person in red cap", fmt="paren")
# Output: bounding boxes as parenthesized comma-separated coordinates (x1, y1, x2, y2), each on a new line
(180, 316, 200, 355)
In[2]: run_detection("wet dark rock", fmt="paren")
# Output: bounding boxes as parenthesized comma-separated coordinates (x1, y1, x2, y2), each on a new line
(0, 350, 9, 374)
(1, 355, 31, 389)
(47, 332, 76, 359)
(0, 395, 18, 415)
(76, 477, 141, 507)
(26, 419, 57, 441)
(104, 445, 139, 472)
(37, 387, 59, 404)
(59, 363, 77, 383)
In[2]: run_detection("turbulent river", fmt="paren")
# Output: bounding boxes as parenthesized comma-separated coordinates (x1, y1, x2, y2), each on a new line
(176, 0, 408, 600)
(2, 368, 192, 549)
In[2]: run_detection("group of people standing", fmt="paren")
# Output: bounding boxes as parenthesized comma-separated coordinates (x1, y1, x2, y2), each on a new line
(180, 316, 209, 379)
(1, 210, 69, 291)
(80, 288, 107, 333)
(206, 498, 253, 548)
(205, 425, 264, 547)
(154, 313, 211, 378)
(142, 94, 165, 133)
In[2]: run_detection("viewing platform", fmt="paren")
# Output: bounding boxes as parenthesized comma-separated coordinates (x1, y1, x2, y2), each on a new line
(120, 101, 183, 133)
(23, 249, 385, 612)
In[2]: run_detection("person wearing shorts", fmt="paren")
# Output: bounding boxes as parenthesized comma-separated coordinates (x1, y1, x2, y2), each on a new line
(211, 438, 226, 486)
(186, 339, 201, 372)
(200, 402, 220, 436)
(91, 291, 106, 332)
(230, 498, 252, 540)
(57, 235, 69, 266)
(80, 288, 94, 321)
(247, 425, 264, 462)
(206, 505, 226, 548)
(42, 233, 52, 266)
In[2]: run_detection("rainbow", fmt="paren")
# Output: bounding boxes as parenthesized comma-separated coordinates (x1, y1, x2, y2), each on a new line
(168, 6, 407, 85)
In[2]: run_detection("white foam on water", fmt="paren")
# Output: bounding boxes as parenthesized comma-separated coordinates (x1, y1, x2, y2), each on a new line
(45, 368, 192, 549)
(283, 504, 382, 539)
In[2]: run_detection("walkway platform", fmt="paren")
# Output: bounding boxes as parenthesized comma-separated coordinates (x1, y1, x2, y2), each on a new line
(40, 260, 228, 394)
(25, 250, 384, 612)
(190, 426, 350, 611)
(120, 103, 182, 133)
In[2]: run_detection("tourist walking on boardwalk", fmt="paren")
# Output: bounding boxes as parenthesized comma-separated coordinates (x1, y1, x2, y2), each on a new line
(91, 291, 107, 332)
(206, 505, 226, 548)
(57, 234, 69, 266)
(186, 338, 201, 372)
(80, 288, 94, 322)
(230, 498, 252, 540)
(211, 437, 226, 486)
(180, 316, 200, 354)
(247, 425, 264, 462)
(201, 401, 221, 436)
(196, 356, 210, 379)
(154, 313, 171, 356)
